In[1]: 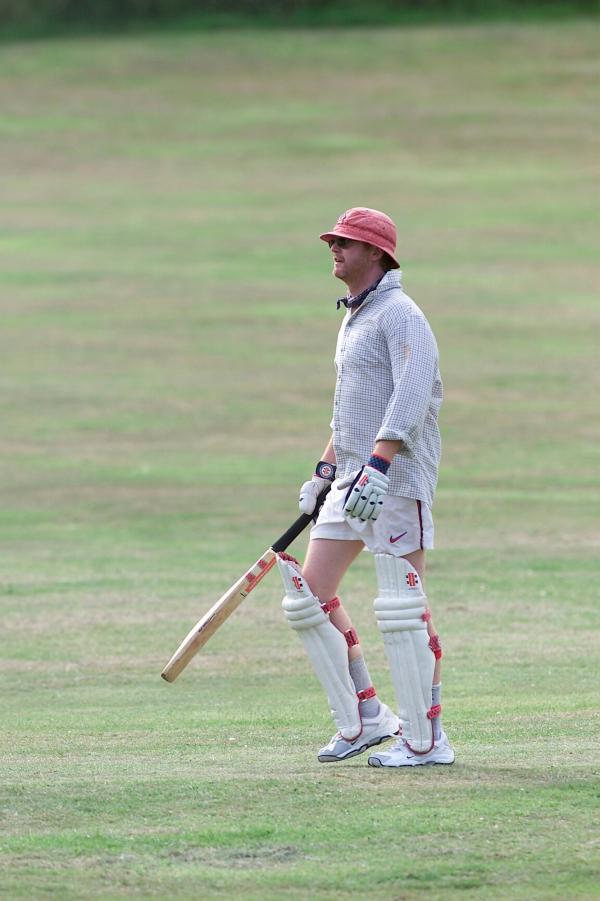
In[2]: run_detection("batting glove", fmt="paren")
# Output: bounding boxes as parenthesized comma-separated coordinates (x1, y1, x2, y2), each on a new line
(341, 455, 391, 522)
(299, 461, 336, 515)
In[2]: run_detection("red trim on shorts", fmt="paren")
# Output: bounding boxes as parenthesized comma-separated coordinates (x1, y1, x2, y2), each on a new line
(416, 500, 424, 550)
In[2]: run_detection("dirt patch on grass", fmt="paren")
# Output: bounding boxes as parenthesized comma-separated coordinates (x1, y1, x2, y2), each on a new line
(165, 843, 301, 868)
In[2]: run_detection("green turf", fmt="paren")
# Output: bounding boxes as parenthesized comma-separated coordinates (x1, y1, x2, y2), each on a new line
(1, 19, 600, 900)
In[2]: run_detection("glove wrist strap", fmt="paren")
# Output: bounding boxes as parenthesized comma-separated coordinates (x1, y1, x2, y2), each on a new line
(367, 454, 391, 475)
(315, 461, 336, 482)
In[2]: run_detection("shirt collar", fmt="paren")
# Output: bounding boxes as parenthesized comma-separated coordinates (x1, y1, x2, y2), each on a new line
(336, 272, 386, 311)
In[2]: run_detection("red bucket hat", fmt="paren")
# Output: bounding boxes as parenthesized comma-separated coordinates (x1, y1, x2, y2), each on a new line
(319, 207, 400, 269)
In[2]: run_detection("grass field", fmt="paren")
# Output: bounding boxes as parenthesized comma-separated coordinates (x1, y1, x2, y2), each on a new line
(1, 18, 600, 899)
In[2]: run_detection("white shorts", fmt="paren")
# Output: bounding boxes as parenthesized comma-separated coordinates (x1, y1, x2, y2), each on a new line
(311, 480, 434, 557)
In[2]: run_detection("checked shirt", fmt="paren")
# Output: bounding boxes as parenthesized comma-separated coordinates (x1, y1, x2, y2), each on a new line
(330, 269, 442, 507)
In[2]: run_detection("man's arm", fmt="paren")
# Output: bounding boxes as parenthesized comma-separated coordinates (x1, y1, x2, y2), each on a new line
(373, 439, 402, 464)
(319, 436, 337, 467)
(376, 312, 439, 457)
(298, 435, 337, 515)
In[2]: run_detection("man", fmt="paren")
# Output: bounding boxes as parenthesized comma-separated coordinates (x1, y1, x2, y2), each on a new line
(276, 207, 454, 767)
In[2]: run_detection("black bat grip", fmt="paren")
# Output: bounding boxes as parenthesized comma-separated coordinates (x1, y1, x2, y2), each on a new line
(271, 484, 331, 554)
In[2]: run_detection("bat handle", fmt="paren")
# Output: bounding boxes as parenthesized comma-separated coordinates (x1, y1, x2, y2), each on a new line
(271, 484, 331, 554)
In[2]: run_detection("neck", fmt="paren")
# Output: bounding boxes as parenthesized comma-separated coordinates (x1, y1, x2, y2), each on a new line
(343, 266, 385, 298)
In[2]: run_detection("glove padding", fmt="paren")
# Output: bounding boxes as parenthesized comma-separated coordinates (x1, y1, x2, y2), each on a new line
(340, 465, 390, 522)
(299, 477, 331, 515)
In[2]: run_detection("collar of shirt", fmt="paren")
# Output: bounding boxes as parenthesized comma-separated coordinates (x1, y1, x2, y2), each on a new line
(336, 272, 386, 311)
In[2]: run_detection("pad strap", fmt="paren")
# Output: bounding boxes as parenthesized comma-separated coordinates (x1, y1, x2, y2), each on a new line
(405, 706, 442, 756)
(344, 627, 359, 648)
(277, 551, 299, 564)
(357, 686, 377, 702)
(320, 596, 341, 614)
(429, 634, 442, 660)
(321, 597, 360, 648)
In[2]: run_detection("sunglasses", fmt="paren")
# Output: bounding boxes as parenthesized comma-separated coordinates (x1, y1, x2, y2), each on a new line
(327, 237, 354, 249)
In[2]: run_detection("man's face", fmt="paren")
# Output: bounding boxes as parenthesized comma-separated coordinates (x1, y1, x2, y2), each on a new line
(328, 237, 376, 284)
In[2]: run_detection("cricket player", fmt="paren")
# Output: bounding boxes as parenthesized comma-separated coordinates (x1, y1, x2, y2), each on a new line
(277, 207, 454, 767)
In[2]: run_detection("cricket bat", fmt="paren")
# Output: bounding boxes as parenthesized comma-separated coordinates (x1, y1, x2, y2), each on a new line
(160, 486, 330, 682)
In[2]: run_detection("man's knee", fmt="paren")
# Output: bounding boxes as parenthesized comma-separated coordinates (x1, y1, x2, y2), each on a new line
(401, 549, 425, 580)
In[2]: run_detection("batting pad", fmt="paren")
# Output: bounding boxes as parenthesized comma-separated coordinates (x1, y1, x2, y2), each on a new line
(373, 554, 435, 753)
(277, 556, 361, 740)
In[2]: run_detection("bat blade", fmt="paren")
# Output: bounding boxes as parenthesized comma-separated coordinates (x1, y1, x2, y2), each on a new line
(160, 549, 276, 682)
(160, 484, 331, 683)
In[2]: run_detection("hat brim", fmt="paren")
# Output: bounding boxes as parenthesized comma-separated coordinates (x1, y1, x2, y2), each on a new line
(319, 230, 400, 269)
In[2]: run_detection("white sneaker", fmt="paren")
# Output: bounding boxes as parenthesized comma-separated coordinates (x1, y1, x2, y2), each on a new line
(318, 703, 400, 763)
(368, 731, 455, 768)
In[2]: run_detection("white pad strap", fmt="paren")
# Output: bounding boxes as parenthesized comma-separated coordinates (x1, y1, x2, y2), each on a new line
(374, 555, 435, 753)
(277, 556, 361, 741)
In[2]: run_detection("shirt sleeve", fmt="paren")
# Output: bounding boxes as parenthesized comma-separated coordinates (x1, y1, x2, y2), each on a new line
(375, 310, 439, 457)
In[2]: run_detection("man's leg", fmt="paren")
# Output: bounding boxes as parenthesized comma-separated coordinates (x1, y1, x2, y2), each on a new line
(302, 537, 364, 666)
(402, 551, 444, 746)
(304, 538, 383, 716)
(304, 538, 382, 716)
(403, 550, 442, 686)
(279, 537, 399, 761)
(368, 549, 453, 767)
(302, 537, 363, 604)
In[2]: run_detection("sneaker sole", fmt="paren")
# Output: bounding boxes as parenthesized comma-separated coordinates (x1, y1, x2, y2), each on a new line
(368, 755, 455, 768)
(318, 730, 400, 763)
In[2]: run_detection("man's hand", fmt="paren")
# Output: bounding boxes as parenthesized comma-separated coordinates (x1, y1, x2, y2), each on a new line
(299, 461, 336, 515)
(340, 455, 391, 522)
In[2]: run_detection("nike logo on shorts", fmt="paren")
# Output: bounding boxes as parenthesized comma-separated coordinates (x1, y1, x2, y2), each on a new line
(389, 531, 408, 544)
